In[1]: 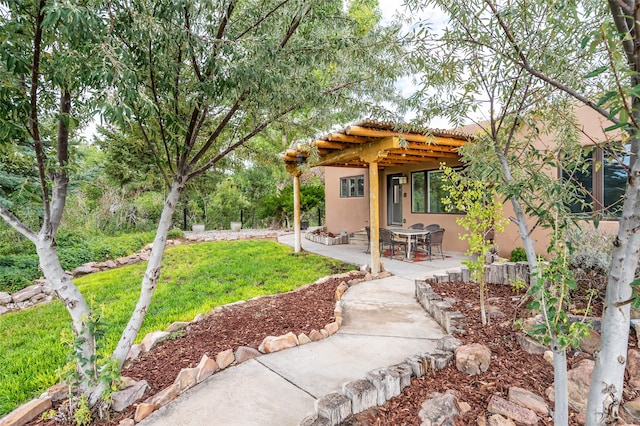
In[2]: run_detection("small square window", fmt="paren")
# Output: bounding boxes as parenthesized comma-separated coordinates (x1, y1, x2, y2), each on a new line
(340, 176, 365, 198)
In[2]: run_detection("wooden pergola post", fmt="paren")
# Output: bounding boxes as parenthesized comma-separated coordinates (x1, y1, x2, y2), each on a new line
(368, 161, 381, 274)
(293, 172, 302, 253)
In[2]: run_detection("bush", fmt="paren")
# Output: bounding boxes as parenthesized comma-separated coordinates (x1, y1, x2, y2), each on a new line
(510, 247, 527, 262)
(566, 227, 613, 274)
(565, 226, 614, 299)
(0, 255, 40, 293)
(0, 231, 168, 293)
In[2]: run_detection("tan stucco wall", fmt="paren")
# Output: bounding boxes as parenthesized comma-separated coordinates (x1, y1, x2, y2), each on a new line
(324, 167, 370, 234)
(325, 160, 472, 254)
(323, 105, 622, 258)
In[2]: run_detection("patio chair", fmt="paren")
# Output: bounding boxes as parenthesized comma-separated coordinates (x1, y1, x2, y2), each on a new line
(364, 226, 371, 254)
(379, 228, 407, 258)
(426, 227, 445, 260)
(407, 223, 425, 256)
(425, 224, 441, 231)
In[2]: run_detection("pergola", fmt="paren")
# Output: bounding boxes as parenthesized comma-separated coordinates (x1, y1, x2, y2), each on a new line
(282, 119, 472, 273)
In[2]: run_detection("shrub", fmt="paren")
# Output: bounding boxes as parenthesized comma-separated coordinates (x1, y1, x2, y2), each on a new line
(565, 226, 614, 298)
(566, 227, 613, 274)
(510, 247, 527, 262)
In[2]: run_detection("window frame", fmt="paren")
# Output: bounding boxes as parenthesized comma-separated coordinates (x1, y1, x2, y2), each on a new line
(560, 144, 630, 218)
(339, 175, 365, 198)
(411, 167, 462, 214)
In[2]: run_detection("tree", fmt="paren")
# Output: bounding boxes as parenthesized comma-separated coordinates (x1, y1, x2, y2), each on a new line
(441, 167, 507, 326)
(405, 0, 640, 422)
(1, 0, 404, 417)
(0, 0, 115, 413)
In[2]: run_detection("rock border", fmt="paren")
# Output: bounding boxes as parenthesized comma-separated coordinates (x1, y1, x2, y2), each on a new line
(0, 268, 391, 426)
(305, 227, 348, 245)
(300, 340, 456, 426)
(0, 231, 286, 317)
(125, 269, 387, 423)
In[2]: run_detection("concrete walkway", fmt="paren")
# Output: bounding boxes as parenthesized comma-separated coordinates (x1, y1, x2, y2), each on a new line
(139, 233, 463, 426)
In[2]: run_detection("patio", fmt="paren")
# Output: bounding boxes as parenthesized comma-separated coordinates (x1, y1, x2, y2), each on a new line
(278, 230, 468, 281)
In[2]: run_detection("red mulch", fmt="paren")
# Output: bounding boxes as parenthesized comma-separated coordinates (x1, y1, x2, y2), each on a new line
(28, 277, 628, 426)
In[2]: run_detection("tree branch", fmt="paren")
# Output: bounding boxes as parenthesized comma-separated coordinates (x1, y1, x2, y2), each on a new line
(136, 118, 172, 189)
(49, 89, 71, 235)
(30, 0, 50, 227)
(187, 90, 248, 169)
(188, 103, 297, 181)
(608, 0, 636, 68)
(234, 0, 292, 41)
(483, 0, 618, 125)
(0, 205, 37, 243)
(148, 38, 173, 168)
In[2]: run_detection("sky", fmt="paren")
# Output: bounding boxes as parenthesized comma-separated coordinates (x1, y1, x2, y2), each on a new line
(377, 0, 453, 129)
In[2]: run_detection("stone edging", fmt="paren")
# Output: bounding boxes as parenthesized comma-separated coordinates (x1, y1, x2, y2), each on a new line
(304, 227, 348, 245)
(124, 269, 384, 423)
(299, 342, 457, 426)
(0, 232, 286, 317)
(297, 270, 471, 426)
(0, 269, 389, 426)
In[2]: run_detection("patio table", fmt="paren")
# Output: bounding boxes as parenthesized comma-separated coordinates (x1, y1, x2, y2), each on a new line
(388, 228, 431, 260)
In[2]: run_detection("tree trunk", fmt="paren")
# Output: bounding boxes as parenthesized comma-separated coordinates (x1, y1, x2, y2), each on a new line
(35, 235, 96, 395)
(552, 339, 569, 425)
(111, 177, 185, 367)
(586, 141, 640, 423)
(480, 282, 487, 326)
(497, 153, 539, 282)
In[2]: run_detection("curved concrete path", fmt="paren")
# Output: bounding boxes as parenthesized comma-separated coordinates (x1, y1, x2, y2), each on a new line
(139, 232, 461, 425)
(139, 276, 447, 425)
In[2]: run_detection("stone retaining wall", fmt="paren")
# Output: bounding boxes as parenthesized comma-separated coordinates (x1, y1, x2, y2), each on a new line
(0, 231, 287, 317)
(305, 228, 348, 245)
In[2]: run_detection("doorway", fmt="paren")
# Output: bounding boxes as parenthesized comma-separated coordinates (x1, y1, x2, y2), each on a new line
(387, 174, 403, 226)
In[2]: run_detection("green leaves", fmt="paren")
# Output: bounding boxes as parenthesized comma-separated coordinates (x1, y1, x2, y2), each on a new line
(583, 66, 608, 79)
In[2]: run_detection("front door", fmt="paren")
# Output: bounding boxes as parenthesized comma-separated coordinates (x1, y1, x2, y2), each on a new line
(387, 174, 403, 226)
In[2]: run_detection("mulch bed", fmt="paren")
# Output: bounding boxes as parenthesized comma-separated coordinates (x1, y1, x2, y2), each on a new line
(341, 281, 604, 426)
(27, 276, 624, 426)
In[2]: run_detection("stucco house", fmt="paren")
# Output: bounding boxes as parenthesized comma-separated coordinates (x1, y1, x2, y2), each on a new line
(282, 105, 626, 272)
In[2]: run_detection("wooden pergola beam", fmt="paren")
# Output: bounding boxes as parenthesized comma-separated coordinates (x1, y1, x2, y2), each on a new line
(313, 136, 400, 167)
(345, 125, 467, 147)
(324, 133, 370, 144)
(313, 140, 347, 149)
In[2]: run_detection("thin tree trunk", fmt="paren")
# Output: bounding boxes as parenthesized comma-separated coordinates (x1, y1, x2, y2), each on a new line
(35, 236, 96, 394)
(497, 153, 539, 281)
(586, 139, 640, 423)
(480, 282, 487, 326)
(552, 338, 569, 425)
(111, 177, 185, 367)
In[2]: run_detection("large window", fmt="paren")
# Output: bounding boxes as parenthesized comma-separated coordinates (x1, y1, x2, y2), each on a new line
(412, 169, 458, 213)
(340, 175, 365, 198)
(562, 144, 630, 217)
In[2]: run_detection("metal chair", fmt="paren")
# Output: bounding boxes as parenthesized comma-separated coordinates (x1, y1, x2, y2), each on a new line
(426, 228, 445, 260)
(364, 226, 371, 254)
(407, 223, 424, 256)
(379, 228, 407, 258)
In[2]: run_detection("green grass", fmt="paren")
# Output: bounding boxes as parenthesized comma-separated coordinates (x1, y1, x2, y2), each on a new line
(0, 240, 354, 416)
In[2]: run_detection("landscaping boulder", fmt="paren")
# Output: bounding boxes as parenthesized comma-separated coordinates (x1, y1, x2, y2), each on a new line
(112, 380, 149, 412)
(455, 343, 491, 375)
(418, 391, 460, 425)
(487, 395, 538, 425)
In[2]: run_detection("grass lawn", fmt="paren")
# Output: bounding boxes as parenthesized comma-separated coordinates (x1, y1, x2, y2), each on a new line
(0, 240, 354, 416)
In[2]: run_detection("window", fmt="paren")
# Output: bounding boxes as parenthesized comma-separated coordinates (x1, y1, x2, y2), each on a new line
(562, 144, 630, 217)
(340, 175, 365, 198)
(412, 169, 459, 213)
